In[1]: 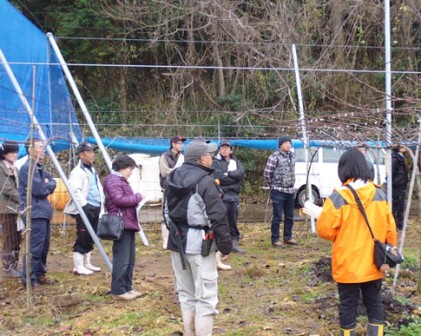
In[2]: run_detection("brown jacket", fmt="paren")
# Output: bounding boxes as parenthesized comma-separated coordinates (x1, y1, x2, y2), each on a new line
(0, 160, 19, 214)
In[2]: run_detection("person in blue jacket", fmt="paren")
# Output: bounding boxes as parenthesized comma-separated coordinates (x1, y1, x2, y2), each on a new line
(19, 139, 56, 291)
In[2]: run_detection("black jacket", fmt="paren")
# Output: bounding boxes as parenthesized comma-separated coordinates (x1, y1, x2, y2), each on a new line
(164, 162, 232, 255)
(212, 154, 245, 203)
(392, 153, 408, 191)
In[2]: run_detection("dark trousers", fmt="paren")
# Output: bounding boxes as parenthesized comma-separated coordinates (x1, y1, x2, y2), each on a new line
(224, 201, 240, 241)
(270, 190, 295, 244)
(22, 218, 50, 285)
(392, 189, 406, 230)
(337, 279, 384, 328)
(111, 230, 136, 295)
(1, 213, 21, 271)
(73, 203, 100, 254)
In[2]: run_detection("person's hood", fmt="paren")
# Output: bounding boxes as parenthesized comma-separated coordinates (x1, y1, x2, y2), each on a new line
(335, 179, 376, 208)
(166, 162, 214, 194)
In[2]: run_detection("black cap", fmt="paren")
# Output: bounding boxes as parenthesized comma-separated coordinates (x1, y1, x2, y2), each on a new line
(170, 136, 186, 145)
(76, 142, 97, 154)
(278, 135, 292, 147)
(219, 140, 232, 148)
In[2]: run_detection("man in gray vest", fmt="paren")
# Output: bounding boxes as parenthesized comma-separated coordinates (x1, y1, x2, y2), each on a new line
(264, 135, 298, 248)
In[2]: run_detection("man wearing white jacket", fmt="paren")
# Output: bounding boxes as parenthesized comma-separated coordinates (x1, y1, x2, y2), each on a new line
(64, 142, 105, 275)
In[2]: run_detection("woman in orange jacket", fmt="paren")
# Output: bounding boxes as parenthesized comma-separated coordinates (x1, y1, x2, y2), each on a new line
(317, 148, 397, 336)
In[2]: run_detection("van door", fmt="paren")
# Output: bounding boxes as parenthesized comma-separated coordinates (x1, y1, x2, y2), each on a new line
(293, 147, 321, 205)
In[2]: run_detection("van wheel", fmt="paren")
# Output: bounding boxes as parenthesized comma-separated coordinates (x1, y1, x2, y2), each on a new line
(297, 188, 319, 207)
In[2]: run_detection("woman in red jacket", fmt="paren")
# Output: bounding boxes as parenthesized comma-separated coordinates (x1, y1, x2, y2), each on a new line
(317, 149, 396, 336)
(103, 155, 143, 301)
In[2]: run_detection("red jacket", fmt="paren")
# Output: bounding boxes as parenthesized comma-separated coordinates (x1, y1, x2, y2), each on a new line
(317, 181, 397, 283)
(103, 173, 142, 231)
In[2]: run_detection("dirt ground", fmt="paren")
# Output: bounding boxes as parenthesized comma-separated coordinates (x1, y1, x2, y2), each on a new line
(0, 208, 420, 336)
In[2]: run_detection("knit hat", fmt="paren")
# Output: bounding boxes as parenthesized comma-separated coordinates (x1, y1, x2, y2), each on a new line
(219, 140, 232, 148)
(76, 142, 97, 154)
(0, 140, 19, 159)
(278, 135, 292, 147)
(184, 140, 217, 162)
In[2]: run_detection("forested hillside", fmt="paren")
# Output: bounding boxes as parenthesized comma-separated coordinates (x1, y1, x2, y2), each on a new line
(11, 0, 420, 142)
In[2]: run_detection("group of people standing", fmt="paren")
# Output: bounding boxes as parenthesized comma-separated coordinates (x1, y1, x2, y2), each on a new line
(161, 136, 409, 336)
(0, 139, 144, 300)
(0, 136, 410, 336)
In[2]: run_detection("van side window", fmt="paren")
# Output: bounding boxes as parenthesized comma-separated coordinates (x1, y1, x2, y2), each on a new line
(323, 148, 346, 163)
(293, 148, 319, 163)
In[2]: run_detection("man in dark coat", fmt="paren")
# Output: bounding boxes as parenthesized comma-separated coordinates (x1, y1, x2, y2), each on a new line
(212, 139, 246, 253)
(391, 145, 408, 230)
(19, 139, 56, 290)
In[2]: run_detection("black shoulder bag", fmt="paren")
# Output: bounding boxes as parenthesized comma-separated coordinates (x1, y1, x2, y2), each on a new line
(97, 192, 124, 241)
(346, 184, 404, 269)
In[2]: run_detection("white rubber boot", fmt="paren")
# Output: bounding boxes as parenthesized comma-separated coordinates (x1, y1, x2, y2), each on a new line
(182, 310, 196, 336)
(73, 252, 93, 275)
(216, 251, 231, 271)
(161, 223, 169, 249)
(84, 252, 101, 272)
(195, 315, 213, 336)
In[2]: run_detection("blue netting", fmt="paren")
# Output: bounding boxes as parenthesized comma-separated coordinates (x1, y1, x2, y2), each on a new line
(0, 0, 81, 153)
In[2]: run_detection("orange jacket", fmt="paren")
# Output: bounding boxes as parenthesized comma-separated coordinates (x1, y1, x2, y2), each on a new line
(317, 181, 397, 283)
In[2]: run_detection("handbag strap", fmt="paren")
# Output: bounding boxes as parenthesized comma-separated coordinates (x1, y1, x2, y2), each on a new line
(345, 184, 376, 240)
(104, 191, 122, 215)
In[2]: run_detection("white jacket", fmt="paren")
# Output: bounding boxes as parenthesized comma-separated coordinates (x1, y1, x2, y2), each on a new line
(64, 160, 105, 216)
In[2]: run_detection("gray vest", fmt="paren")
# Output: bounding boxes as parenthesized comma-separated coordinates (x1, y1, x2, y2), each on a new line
(272, 151, 295, 188)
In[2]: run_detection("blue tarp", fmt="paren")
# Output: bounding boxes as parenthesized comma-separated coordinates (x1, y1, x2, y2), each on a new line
(0, 0, 81, 155)
(86, 137, 396, 155)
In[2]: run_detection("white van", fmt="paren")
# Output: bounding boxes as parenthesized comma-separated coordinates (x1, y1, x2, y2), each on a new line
(293, 147, 386, 206)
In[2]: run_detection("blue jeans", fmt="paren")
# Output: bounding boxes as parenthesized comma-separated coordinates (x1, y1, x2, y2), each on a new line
(270, 190, 295, 244)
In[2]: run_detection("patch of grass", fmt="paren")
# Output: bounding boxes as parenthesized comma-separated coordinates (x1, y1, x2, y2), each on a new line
(400, 253, 419, 272)
(386, 317, 421, 336)
(300, 289, 324, 303)
(395, 295, 410, 306)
